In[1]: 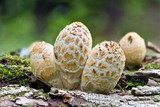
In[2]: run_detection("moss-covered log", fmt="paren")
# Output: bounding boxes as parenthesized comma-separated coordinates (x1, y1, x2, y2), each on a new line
(0, 54, 160, 107)
(0, 54, 52, 92)
(0, 55, 32, 87)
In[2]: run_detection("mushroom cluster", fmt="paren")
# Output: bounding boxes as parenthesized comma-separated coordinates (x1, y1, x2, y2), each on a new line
(30, 22, 126, 94)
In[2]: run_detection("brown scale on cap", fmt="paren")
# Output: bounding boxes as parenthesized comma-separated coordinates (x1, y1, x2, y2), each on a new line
(54, 22, 92, 90)
(128, 36, 133, 44)
(119, 32, 146, 67)
(81, 41, 126, 94)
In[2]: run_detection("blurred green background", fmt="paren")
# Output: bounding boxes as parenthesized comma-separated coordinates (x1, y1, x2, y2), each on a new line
(0, 0, 160, 52)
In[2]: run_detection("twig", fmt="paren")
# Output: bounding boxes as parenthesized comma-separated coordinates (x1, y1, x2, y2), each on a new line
(146, 41, 160, 53)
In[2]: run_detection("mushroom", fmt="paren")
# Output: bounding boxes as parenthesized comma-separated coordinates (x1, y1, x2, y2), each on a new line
(54, 22, 92, 89)
(81, 41, 126, 94)
(30, 41, 63, 88)
(119, 32, 146, 67)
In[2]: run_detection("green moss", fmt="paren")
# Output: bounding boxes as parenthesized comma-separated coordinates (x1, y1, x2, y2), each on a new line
(117, 79, 147, 90)
(143, 62, 160, 69)
(33, 89, 49, 99)
(116, 74, 148, 90)
(59, 105, 67, 107)
(125, 69, 136, 73)
(126, 79, 146, 88)
(0, 54, 32, 86)
(42, 92, 49, 98)
(10, 94, 17, 99)
(0, 54, 30, 67)
(40, 89, 49, 98)
(21, 105, 35, 107)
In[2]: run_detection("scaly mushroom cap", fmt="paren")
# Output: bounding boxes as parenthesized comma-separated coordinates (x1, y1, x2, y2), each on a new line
(28, 41, 41, 52)
(119, 32, 146, 66)
(81, 41, 126, 94)
(30, 41, 63, 88)
(54, 22, 92, 89)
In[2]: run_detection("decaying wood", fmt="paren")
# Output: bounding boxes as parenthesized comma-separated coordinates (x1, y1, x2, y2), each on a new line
(144, 55, 160, 62)
(0, 53, 160, 106)
(135, 69, 160, 78)
(131, 86, 160, 96)
(1, 84, 160, 107)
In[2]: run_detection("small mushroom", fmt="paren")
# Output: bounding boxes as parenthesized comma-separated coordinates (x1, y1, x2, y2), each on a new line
(54, 22, 92, 89)
(30, 41, 63, 88)
(81, 41, 126, 94)
(119, 32, 146, 67)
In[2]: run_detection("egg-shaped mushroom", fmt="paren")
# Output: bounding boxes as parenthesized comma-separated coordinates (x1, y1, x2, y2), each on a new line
(30, 41, 63, 88)
(54, 22, 92, 89)
(81, 41, 126, 94)
(119, 32, 146, 67)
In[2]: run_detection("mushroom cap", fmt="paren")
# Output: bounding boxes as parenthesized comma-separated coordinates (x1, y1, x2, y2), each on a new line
(119, 32, 146, 66)
(28, 41, 41, 52)
(81, 41, 126, 94)
(30, 41, 63, 88)
(54, 22, 92, 89)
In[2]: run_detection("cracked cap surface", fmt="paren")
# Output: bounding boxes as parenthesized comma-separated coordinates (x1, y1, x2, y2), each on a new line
(30, 41, 63, 88)
(81, 41, 126, 94)
(54, 22, 92, 89)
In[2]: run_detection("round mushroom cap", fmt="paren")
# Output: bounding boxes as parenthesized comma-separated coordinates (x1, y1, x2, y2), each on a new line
(30, 41, 63, 88)
(81, 41, 126, 94)
(119, 32, 146, 66)
(54, 22, 92, 89)
(28, 41, 41, 52)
